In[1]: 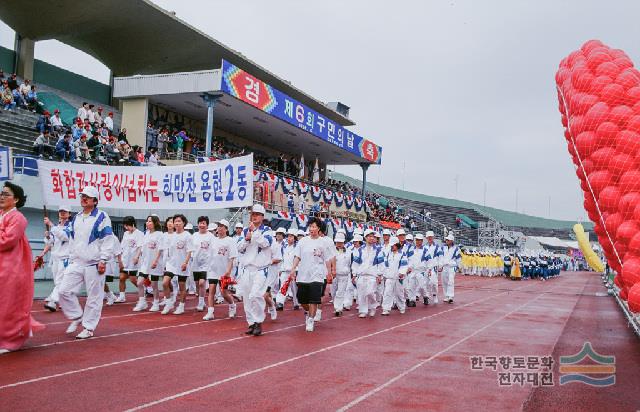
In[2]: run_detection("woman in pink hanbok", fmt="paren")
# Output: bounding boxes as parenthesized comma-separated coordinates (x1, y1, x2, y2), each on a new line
(0, 181, 43, 353)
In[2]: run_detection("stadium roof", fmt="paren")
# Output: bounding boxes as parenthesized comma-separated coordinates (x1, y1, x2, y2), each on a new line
(332, 172, 593, 231)
(0, 0, 355, 127)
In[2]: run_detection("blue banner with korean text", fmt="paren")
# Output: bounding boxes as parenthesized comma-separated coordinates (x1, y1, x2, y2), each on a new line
(36, 155, 253, 209)
(220, 60, 382, 164)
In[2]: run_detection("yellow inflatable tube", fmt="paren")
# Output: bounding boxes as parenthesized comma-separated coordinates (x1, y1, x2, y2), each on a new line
(573, 224, 605, 273)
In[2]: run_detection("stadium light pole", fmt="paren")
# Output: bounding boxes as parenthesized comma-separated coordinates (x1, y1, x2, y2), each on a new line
(201, 93, 224, 158)
(360, 162, 370, 198)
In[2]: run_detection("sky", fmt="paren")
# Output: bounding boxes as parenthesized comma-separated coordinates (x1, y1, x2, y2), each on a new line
(2, 0, 640, 221)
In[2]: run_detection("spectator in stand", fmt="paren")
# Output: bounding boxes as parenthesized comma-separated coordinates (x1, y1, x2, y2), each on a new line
(7, 73, 18, 91)
(74, 134, 91, 163)
(456, 217, 462, 228)
(83, 124, 92, 139)
(25, 85, 39, 112)
(86, 131, 102, 157)
(118, 128, 128, 144)
(104, 111, 114, 131)
(104, 136, 123, 163)
(36, 111, 52, 134)
(147, 148, 159, 166)
(136, 146, 145, 164)
(33, 129, 53, 158)
(11, 87, 25, 109)
(87, 104, 96, 124)
(128, 145, 141, 165)
(95, 107, 104, 125)
(2, 82, 15, 111)
(157, 128, 169, 157)
(146, 122, 157, 150)
(50, 109, 63, 132)
(55, 133, 75, 162)
(19, 79, 31, 98)
(71, 119, 84, 141)
(77, 102, 89, 122)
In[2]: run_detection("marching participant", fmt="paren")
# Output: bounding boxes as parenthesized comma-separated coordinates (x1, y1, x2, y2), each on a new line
(204, 219, 238, 320)
(381, 229, 392, 256)
(103, 233, 121, 305)
(440, 233, 461, 304)
(58, 186, 116, 339)
(162, 214, 192, 315)
(187, 216, 215, 312)
(332, 232, 352, 316)
(116, 216, 144, 303)
(163, 217, 177, 304)
(41, 205, 73, 312)
(503, 252, 512, 277)
(134, 215, 165, 312)
(424, 231, 442, 304)
(344, 233, 363, 310)
(382, 236, 408, 315)
(288, 217, 335, 332)
(407, 233, 430, 306)
(352, 229, 385, 318)
(237, 204, 273, 336)
(275, 228, 299, 311)
(264, 227, 285, 320)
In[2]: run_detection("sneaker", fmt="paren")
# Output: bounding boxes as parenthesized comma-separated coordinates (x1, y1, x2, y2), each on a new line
(0, 349, 10, 355)
(334, 310, 342, 317)
(173, 303, 185, 315)
(399, 309, 406, 314)
(196, 301, 205, 312)
(448, 298, 454, 304)
(229, 304, 237, 318)
(161, 302, 174, 315)
(133, 299, 148, 312)
(75, 329, 94, 339)
(369, 309, 376, 317)
(252, 323, 263, 336)
(381, 310, 390, 316)
(65, 319, 82, 334)
(245, 323, 256, 335)
(203, 309, 215, 321)
(305, 317, 314, 332)
(423, 297, 429, 305)
(149, 301, 160, 312)
(269, 306, 277, 320)
(276, 303, 284, 311)
(44, 301, 57, 312)
(106, 293, 116, 306)
(358, 313, 367, 318)
(115, 294, 126, 303)
(314, 309, 322, 322)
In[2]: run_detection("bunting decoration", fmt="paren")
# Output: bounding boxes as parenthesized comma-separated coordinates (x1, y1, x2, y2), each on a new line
(322, 188, 333, 204)
(344, 219, 355, 236)
(329, 217, 343, 234)
(297, 181, 309, 195)
(276, 211, 293, 220)
(354, 197, 364, 212)
(310, 185, 322, 202)
(280, 176, 295, 194)
(334, 191, 344, 207)
(295, 213, 309, 230)
(345, 194, 354, 210)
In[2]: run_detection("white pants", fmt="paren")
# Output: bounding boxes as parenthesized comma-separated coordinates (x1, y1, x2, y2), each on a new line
(382, 278, 406, 312)
(275, 272, 299, 306)
(344, 279, 355, 309)
(241, 268, 268, 325)
(411, 272, 428, 299)
(333, 275, 350, 312)
(46, 258, 69, 303)
(427, 269, 439, 299)
(356, 276, 378, 315)
(441, 268, 456, 299)
(58, 262, 106, 331)
(266, 266, 279, 294)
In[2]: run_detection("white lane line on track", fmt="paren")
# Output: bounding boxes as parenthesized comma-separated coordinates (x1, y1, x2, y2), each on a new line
(336, 291, 548, 411)
(123, 284, 534, 411)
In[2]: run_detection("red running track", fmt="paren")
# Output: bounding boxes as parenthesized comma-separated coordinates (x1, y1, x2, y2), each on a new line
(0, 272, 638, 411)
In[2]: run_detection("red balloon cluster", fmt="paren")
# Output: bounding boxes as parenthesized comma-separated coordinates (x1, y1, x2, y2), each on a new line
(556, 40, 640, 312)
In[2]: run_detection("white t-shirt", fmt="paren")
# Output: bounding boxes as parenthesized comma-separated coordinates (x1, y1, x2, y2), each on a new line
(294, 236, 336, 283)
(190, 231, 215, 273)
(166, 231, 192, 275)
(139, 231, 165, 276)
(209, 235, 238, 279)
(120, 229, 144, 271)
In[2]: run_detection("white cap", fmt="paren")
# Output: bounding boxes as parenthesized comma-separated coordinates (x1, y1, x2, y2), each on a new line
(445, 233, 455, 241)
(396, 229, 406, 236)
(235, 222, 244, 229)
(382, 229, 391, 236)
(414, 233, 424, 240)
(251, 204, 266, 215)
(286, 228, 298, 236)
(275, 227, 286, 234)
(297, 229, 306, 236)
(80, 185, 99, 199)
(353, 235, 364, 242)
(426, 231, 435, 238)
(58, 205, 72, 212)
(217, 219, 230, 228)
(207, 223, 217, 231)
(390, 236, 400, 245)
(406, 234, 414, 241)
(375, 232, 381, 238)
(185, 223, 193, 230)
(335, 233, 346, 243)
(364, 229, 375, 237)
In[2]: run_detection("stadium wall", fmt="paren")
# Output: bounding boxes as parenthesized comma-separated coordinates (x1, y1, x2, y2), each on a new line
(0, 45, 111, 105)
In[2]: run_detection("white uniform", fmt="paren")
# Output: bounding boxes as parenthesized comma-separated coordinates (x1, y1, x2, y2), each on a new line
(352, 245, 385, 316)
(209, 235, 238, 279)
(382, 251, 408, 312)
(45, 220, 72, 304)
(267, 239, 283, 292)
(424, 242, 442, 300)
(165, 231, 192, 277)
(58, 208, 116, 331)
(276, 241, 299, 307)
(408, 246, 430, 303)
(190, 231, 215, 276)
(332, 247, 352, 312)
(440, 244, 461, 300)
(236, 225, 273, 325)
(120, 229, 144, 273)
(139, 231, 165, 276)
